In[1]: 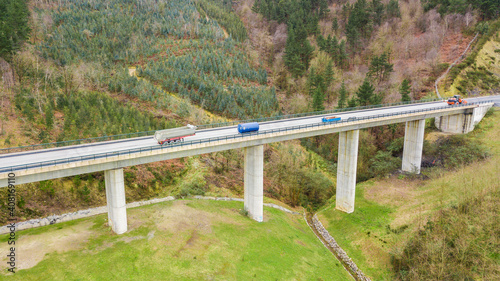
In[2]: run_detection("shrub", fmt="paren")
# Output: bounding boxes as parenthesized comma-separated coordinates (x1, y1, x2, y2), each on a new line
(369, 151, 401, 178)
(427, 135, 489, 169)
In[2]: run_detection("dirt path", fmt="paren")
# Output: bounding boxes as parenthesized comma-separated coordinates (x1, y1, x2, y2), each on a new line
(205, 15, 229, 39)
(127, 66, 222, 121)
(0, 221, 94, 271)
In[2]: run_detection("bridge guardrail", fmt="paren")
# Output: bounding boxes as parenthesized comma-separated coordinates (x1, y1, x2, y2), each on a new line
(194, 98, 444, 130)
(0, 101, 492, 174)
(0, 98, 445, 155)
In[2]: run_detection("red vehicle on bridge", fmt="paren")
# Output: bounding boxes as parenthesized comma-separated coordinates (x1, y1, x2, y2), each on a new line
(447, 95, 467, 105)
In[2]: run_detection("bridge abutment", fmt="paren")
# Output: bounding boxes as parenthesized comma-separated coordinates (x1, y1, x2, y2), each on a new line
(105, 168, 127, 234)
(402, 119, 425, 174)
(244, 145, 264, 222)
(435, 104, 493, 134)
(336, 130, 359, 213)
(434, 110, 474, 134)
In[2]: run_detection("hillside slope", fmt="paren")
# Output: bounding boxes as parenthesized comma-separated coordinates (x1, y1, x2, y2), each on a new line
(317, 109, 500, 280)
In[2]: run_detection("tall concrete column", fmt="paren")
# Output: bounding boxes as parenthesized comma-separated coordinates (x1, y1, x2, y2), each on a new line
(336, 130, 359, 213)
(244, 145, 264, 222)
(105, 168, 127, 234)
(402, 119, 425, 174)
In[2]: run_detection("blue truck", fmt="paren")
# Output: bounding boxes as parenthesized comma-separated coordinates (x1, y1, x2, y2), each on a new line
(321, 116, 341, 122)
(238, 122, 259, 133)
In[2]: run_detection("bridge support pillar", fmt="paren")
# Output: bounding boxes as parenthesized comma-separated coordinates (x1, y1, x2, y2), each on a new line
(244, 145, 264, 222)
(336, 130, 359, 213)
(402, 119, 425, 174)
(105, 168, 127, 234)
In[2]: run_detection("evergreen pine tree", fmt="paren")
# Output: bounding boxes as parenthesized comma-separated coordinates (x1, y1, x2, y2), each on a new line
(332, 17, 339, 32)
(307, 67, 325, 96)
(284, 25, 313, 77)
(318, 0, 330, 18)
(338, 80, 348, 108)
(371, 0, 384, 25)
(338, 40, 348, 69)
(346, 0, 371, 53)
(371, 92, 383, 105)
(307, 67, 317, 96)
(368, 52, 393, 83)
(347, 97, 357, 108)
(324, 59, 335, 102)
(387, 0, 401, 18)
(356, 79, 375, 106)
(284, 28, 303, 76)
(400, 79, 411, 102)
(45, 104, 54, 129)
(380, 52, 393, 80)
(312, 88, 325, 111)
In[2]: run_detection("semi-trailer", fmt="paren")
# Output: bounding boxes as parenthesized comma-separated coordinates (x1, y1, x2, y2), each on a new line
(321, 116, 341, 122)
(154, 124, 197, 145)
(237, 122, 259, 133)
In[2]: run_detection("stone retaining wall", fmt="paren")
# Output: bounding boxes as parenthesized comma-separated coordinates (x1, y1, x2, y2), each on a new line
(311, 214, 371, 281)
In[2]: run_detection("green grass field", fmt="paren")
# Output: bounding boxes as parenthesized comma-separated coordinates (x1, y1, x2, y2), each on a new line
(1, 200, 352, 280)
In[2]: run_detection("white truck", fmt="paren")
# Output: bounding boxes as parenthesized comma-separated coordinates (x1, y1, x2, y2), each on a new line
(154, 124, 197, 145)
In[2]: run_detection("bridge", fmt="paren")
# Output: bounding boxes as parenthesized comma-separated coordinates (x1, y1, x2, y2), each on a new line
(1, 96, 498, 234)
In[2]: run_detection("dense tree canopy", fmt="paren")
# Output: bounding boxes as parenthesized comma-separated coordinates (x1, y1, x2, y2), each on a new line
(423, 0, 499, 19)
(39, 0, 277, 119)
(253, 0, 330, 76)
(0, 0, 30, 60)
(195, 0, 247, 41)
(344, 0, 401, 54)
(317, 34, 348, 69)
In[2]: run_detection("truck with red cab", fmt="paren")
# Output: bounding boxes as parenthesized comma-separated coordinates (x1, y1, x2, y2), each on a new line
(447, 95, 467, 105)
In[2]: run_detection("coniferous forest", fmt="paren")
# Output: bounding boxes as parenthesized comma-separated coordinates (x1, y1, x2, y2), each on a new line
(38, 0, 277, 119)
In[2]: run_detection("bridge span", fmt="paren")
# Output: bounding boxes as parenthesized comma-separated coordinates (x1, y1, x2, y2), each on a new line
(1, 96, 497, 234)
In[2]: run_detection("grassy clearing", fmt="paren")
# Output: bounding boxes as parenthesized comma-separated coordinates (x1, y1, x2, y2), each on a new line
(0, 200, 352, 280)
(318, 184, 395, 280)
(317, 109, 500, 280)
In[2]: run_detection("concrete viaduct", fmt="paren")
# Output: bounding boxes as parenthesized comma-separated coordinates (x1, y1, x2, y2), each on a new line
(0, 98, 496, 234)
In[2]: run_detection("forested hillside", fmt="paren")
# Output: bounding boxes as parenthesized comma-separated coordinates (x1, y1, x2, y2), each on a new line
(0, 0, 335, 224)
(246, 0, 499, 111)
(35, 0, 277, 119)
(234, 0, 499, 183)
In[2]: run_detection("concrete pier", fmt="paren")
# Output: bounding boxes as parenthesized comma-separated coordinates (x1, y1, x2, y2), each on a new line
(244, 145, 264, 222)
(336, 130, 359, 213)
(402, 119, 425, 174)
(105, 169, 127, 234)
